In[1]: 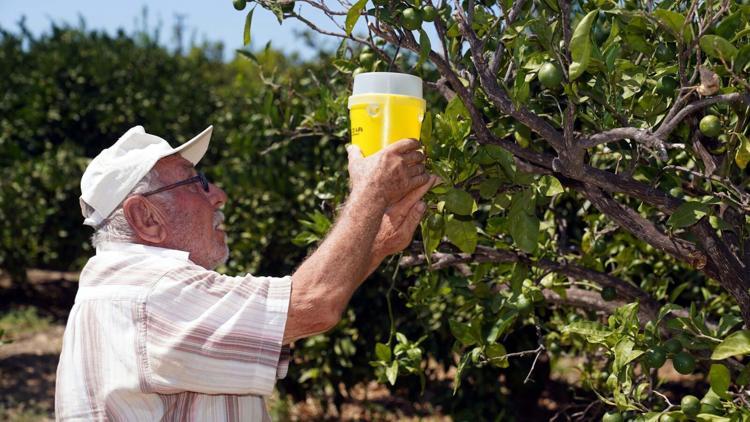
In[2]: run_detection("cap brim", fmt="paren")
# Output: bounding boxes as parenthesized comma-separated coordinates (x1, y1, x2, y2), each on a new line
(174, 125, 213, 165)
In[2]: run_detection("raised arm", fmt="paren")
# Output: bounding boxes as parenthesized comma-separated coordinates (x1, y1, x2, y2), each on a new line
(284, 139, 429, 344)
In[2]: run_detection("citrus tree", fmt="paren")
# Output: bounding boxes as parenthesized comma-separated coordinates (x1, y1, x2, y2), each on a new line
(238, 0, 750, 419)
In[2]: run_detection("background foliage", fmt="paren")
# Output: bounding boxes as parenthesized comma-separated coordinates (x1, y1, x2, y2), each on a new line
(3, 0, 750, 418)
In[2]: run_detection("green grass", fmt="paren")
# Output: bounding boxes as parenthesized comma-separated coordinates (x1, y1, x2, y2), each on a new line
(0, 306, 52, 340)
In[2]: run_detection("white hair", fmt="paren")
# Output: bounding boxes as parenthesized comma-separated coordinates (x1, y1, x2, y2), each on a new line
(82, 168, 167, 248)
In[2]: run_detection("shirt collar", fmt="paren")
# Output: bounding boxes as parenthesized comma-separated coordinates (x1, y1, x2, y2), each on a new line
(96, 241, 191, 262)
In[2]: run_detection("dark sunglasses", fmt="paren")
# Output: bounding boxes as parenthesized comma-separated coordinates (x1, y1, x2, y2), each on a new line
(141, 172, 210, 197)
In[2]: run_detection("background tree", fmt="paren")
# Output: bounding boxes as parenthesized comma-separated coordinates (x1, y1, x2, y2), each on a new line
(240, 0, 750, 419)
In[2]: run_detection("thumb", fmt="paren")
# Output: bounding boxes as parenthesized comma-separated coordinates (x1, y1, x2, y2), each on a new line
(346, 144, 363, 162)
(404, 201, 427, 231)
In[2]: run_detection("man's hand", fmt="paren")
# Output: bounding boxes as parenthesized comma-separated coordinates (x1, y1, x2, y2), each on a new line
(347, 139, 428, 207)
(372, 175, 440, 258)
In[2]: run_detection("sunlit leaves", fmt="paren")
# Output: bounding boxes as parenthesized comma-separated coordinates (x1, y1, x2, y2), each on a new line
(569, 9, 598, 81)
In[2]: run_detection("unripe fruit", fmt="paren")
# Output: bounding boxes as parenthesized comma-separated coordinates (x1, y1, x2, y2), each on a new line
(421, 6, 437, 22)
(655, 43, 673, 62)
(672, 351, 696, 375)
(644, 346, 667, 369)
(602, 411, 623, 422)
(601, 286, 616, 301)
(664, 338, 682, 354)
(352, 67, 368, 76)
(514, 124, 531, 148)
(656, 76, 678, 96)
(681, 395, 700, 417)
(699, 115, 722, 138)
(659, 414, 677, 422)
(401, 8, 422, 31)
(516, 294, 533, 315)
(538, 62, 563, 89)
(233, 0, 247, 10)
(359, 51, 375, 67)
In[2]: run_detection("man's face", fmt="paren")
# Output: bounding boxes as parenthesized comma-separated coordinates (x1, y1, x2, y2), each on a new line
(150, 155, 229, 269)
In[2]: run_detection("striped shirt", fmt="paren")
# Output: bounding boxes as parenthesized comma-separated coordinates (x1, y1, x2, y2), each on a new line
(55, 242, 292, 421)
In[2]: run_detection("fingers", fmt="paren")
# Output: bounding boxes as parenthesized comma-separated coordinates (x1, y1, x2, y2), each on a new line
(407, 173, 432, 192)
(387, 138, 421, 154)
(386, 174, 437, 220)
(402, 150, 425, 165)
(407, 163, 425, 178)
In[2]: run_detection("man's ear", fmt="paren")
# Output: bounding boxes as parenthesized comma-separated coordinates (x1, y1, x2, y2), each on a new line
(122, 196, 168, 244)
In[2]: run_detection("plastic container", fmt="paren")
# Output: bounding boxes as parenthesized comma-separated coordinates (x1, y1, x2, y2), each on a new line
(348, 72, 426, 157)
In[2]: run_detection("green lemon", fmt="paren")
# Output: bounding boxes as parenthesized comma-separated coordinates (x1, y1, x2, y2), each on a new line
(699, 115, 722, 138)
(359, 51, 375, 67)
(401, 8, 422, 31)
(656, 76, 678, 96)
(681, 395, 700, 417)
(602, 411, 623, 422)
(659, 414, 677, 422)
(664, 338, 682, 354)
(538, 62, 563, 89)
(421, 5, 437, 22)
(601, 286, 616, 302)
(672, 351, 696, 375)
(233, 0, 247, 10)
(644, 346, 667, 369)
(281, 0, 295, 13)
(655, 43, 673, 62)
(516, 294, 533, 315)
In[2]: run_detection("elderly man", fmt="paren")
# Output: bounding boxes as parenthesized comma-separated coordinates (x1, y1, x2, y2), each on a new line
(55, 125, 436, 421)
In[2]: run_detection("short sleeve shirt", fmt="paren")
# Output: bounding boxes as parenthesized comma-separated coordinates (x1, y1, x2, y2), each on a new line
(55, 242, 292, 421)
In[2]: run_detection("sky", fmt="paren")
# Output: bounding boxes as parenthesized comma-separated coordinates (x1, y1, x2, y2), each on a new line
(0, 0, 366, 61)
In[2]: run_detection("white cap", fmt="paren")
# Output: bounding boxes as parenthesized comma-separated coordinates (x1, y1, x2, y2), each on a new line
(79, 125, 213, 227)
(352, 72, 423, 98)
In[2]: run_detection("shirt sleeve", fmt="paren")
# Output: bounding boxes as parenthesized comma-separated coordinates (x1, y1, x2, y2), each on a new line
(141, 264, 292, 396)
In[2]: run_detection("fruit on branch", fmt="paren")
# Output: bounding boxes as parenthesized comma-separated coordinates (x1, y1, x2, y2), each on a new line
(421, 6, 437, 22)
(663, 338, 682, 354)
(656, 76, 678, 96)
(681, 395, 700, 417)
(643, 346, 667, 369)
(602, 411, 623, 422)
(600, 286, 616, 301)
(401, 8, 422, 31)
(233, 0, 247, 11)
(538, 62, 563, 89)
(655, 43, 673, 62)
(672, 351, 696, 375)
(353, 67, 367, 76)
(359, 48, 375, 68)
(281, 1, 295, 13)
(699, 115, 722, 138)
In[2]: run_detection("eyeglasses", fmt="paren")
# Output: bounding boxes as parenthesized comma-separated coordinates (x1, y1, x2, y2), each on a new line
(141, 172, 210, 197)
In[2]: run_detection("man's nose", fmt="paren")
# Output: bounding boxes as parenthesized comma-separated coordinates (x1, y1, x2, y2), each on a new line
(208, 183, 227, 208)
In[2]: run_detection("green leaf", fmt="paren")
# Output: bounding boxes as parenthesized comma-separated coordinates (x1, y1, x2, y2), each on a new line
(385, 360, 399, 385)
(375, 342, 391, 362)
(736, 45, 750, 72)
(654, 9, 694, 43)
(508, 191, 539, 253)
(735, 133, 750, 170)
(449, 319, 477, 346)
(345, 0, 368, 36)
(708, 364, 731, 399)
(562, 321, 613, 344)
(712, 330, 750, 360)
(486, 308, 518, 343)
(478, 178, 503, 199)
(444, 217, 477, 253)
(236, 45, 258, 63)
(421, 111, 432, 152)
(486, 343, 509, 368)
(700, 35, 738, 60)
(569, 9, 598, 81)
(443, 188, 476, 215)
(445, 96, 470, 121)
(512, 68, 530, 107)
(453, 353, 470, 394)
(614, 338, 643, 372)
(715, 12, 742, 40)
(421, 212, 444, 257)
(243, 8, 255, 46)
(667, 201, 710, 228)
(540, 175, 564, 196)
(417, 29, 431, 68)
